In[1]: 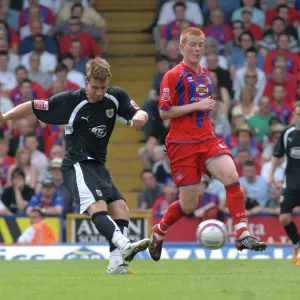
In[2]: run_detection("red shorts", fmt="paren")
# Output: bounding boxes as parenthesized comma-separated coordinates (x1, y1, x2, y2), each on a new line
(166, 137, 232, 186)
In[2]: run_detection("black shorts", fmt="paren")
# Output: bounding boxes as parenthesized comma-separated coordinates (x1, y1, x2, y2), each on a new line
(62, 160, 124, 214)
(280, 189, 300, 214)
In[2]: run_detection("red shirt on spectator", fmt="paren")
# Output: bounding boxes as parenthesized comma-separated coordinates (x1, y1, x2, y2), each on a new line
(152, 195, 178, 216)
(162, 21, 197, 41)
(9, 82, 47, 106)
(47, 81, 80, 97)
(40, 125, 62, 157)
(202, 25, 233, 45)
(266, 7, 299, 26)
(9, 28, 20, 48)
(244, 24, 263, 41)
(264, 49, 299, 77)
(0, 156, 15, 186)
(19, 5, 56, 27)
(263, 78, 297, 104)
(59, 33, 101, 58)
(270, 101, 294, 125)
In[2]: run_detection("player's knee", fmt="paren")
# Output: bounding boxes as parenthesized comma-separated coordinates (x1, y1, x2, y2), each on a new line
(225, 171, 240, 185)
(279, 214, 292, 226)
(180, 198, 198, 214)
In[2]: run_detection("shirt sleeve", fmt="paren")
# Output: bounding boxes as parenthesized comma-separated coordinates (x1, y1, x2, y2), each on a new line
(111, 87, 140, 123)
(27, 195, 40, 209)
(17, 226, 35, 243)
(273, 129, 286, 158)
(31, 91, 75, 125)
(159, 70, 178, 111)
(53, 194, 63, 208)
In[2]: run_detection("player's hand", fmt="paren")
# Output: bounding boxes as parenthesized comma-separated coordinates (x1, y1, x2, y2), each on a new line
(194, 97, 215, 111)
(268, 175, 274, 187)
(0, 113, 5, 123)
(131, 113, 147, 131)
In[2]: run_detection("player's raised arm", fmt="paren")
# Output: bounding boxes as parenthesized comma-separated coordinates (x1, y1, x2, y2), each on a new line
(0, 101, 33, 123)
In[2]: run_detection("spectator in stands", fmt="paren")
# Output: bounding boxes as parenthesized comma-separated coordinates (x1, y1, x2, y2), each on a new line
(152, 182, 178, 216)
(0, 38, 19, 72)
(0, 51, 16, 113)
(200, 37, 228, 70)
(0, 134, 15, 186)
(263, 66, 297, 104)
(132, 169, 164, 214)
(259, 17, 300, 56)
(194, 181, 221, 221)
(0, 19, 20, 54)
(210, 100, 231, 141)
(24, 134, 48, 174)
(58, 53, 86, 88)
(229, 31, 264, 79)
(262, 181, 282, 215)
(23, 0, 65, 15)
(69, 39, 89, 74)
(248, 97, 275, 144)
(224, 21, 244, 58)
(203, 9, 233, 51)
(59, 16, 101, 58)
(19, 0, 56, 27)
(21, 34, 57, 73)
(232, 87, 259, 120)
(0, 0, 19, 31)
(265, 0, 299, 28)
(7, 147, 37, 189)
(26, 175, 63, 215)
(202, 0, 218, 26)
(160, 2, 197, 52)
(152, 154, 172, 185)
(51, 4, 103, 41)
(49, 144, 64, 159)
(234, 147, 261, 176)
(276, 5, 299, 41)
(19, 21, 58, 55)
(157, 0, 203, 27)
(1, 168, 34, 214)
(0, 200, 11, 214)
(231, 123, 260, 161)
(240, 160, 269, 207)
(270, 85, 294, 125)
(38, 158, 75, 214)
(20, 17, 52, 41)
(232, 0, 265, 27)
(241, 185, 262, 216)
(261, 123, 285, 164)
(206, 53, 232, 96)
(17, 208, 58, 245)
(233, 47, 266, 104)
(28, 53, 53, 90)
(261, 155, 286, 184)
(57, 0, 106, 28)
(164, 40, 181, 68)
(264, 33, 299, 77)
(210, 72, 230, 116)
(47, 63, 80, 97)
(241, 7, 263, 41)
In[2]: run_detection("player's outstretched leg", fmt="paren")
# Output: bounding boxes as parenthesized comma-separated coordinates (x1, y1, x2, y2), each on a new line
(206, 154, 267, 252)
(149, 185, 199, 261)
(91, 211, 150, 263)
(279, 213, 300, 265)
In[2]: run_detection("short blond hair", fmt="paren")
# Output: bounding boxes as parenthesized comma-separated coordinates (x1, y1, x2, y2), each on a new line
(86, 57, 111, 81)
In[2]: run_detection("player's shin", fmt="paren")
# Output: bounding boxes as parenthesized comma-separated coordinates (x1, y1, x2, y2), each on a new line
(91, 212, 129, 249)
(108, 219, 129, 265)
(225, 183, 250, 239)
(154, 200, 186, 239)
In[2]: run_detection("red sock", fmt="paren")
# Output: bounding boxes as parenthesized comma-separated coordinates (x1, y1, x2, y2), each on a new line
(154, 200, 185, 238)
(225, 183, 249, 238)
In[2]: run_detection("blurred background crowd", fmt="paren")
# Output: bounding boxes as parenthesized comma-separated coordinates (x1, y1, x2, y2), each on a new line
(0, 0, 298, 227)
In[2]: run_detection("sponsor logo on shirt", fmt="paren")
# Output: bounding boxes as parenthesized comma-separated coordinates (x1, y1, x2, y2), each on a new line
(161, 87, 171, 102)
(196, 84, 208, 95)
(130, 100, 140, 109)
(290, 147, 300, 159)
(89, 125, 107, 138)
(34, 100, 49, 110)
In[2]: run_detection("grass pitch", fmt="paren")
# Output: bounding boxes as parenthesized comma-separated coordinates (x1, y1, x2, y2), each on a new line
(0, 260, 299, 300)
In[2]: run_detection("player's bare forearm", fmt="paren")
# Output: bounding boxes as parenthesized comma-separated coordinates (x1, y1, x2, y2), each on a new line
(160, 104, 197, 120)
(269, 156, 280, 176)
(1, 102, 33, 122)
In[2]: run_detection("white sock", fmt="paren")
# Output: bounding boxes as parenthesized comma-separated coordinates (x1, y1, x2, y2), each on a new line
(106, 215, 130, 249)
(109, 248, 123, 266)
(234, 222, 250, 239)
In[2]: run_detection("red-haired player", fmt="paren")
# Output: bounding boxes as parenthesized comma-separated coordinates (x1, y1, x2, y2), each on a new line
(149, 27, 267, 261)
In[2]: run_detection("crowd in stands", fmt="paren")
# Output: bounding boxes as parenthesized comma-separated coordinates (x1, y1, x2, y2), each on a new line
(136, 0, 300, 220)
(0, 0, 107, 217)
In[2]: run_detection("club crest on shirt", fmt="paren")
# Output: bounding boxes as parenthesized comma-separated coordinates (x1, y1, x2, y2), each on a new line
(196, 84, 208, 96)
(106, 109, 114, 118)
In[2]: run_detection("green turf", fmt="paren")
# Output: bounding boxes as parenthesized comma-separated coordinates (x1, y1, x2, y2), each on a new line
(0, 260, 299, 300)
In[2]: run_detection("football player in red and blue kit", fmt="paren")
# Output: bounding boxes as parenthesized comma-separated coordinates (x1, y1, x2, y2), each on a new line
(149, 27, 267, 261)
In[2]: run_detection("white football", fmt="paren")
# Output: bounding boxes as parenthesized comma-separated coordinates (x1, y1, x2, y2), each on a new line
(196, 219, 228, 250)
